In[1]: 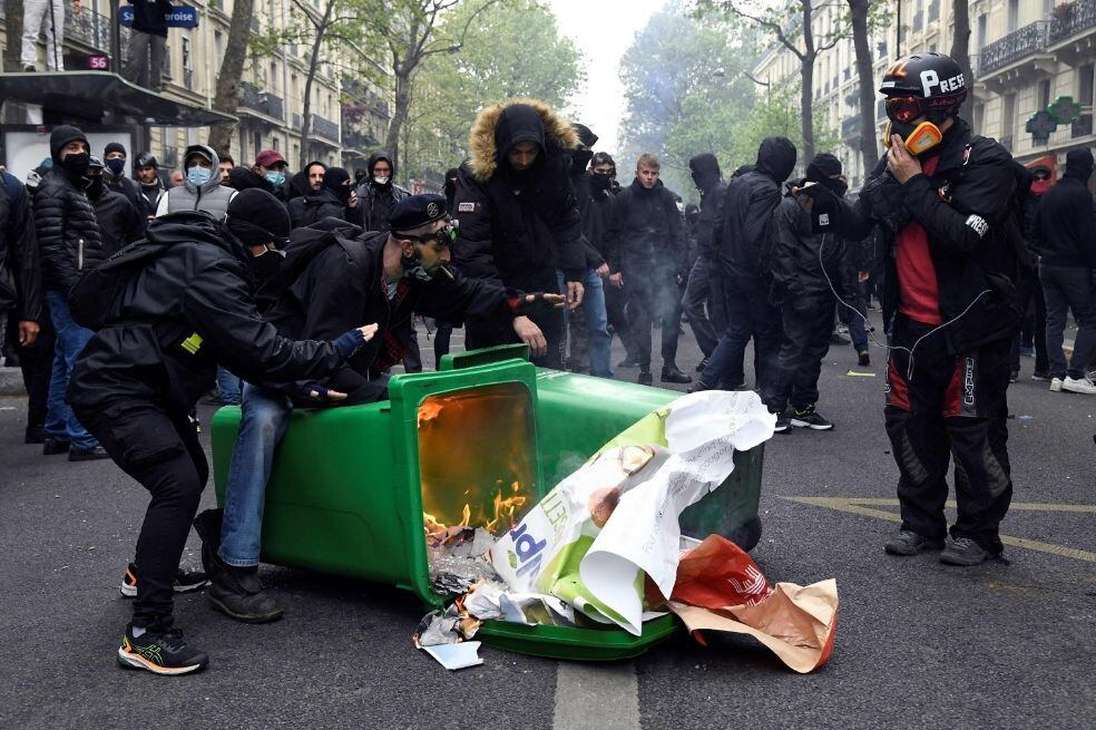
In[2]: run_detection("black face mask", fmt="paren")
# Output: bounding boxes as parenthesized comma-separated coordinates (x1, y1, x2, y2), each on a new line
(61, 152, 91, 178)
(823, 176, 848, 197)
(85, 175, 105, 200)
(590, 172, 612, 191)
(248, 248, 284, 281)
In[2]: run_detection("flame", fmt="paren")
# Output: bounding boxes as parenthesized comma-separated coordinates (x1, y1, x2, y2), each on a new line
(422, 482, 528, 543)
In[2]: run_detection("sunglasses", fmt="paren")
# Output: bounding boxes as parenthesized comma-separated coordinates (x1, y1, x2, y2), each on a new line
(399, 222, 457, 247)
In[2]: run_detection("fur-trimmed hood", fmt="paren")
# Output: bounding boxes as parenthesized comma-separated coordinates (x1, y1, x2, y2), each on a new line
(467, 98, 578, 182)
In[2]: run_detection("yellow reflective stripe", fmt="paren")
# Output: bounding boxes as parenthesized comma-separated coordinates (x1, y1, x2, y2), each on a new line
(180, 333, 203, 355)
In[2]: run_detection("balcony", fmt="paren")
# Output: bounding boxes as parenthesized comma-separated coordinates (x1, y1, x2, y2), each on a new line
(1072, 114, 1094, 138)
(309, 113, 340, 145)
(341, 128, 380, 153)
(1048, 0, 1096, 66)
(238, 81, 285, 122)
(978, 21, 1055, 92)
(841, 115, 862, 142)
(62, 2, 131, 66)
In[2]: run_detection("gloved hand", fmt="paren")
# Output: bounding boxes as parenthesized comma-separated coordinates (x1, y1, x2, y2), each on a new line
(507, 291, 566, 315)
(332, 323, 379, 358)
(296, 382, 348, 402)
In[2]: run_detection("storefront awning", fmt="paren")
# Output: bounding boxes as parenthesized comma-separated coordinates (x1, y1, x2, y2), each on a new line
(0, 71, 236, 126)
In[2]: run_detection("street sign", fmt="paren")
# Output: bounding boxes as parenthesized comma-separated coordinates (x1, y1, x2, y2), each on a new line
(119, 5, 200, 29)
(87, 54, 111, 71)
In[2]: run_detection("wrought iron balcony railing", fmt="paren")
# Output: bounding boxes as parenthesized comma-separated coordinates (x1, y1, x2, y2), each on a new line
(1050, 0, 1096, 44)
(980, 21, 1049, 75)
(310, 113, 339, 141)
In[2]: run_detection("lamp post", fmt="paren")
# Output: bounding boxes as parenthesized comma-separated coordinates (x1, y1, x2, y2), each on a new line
(110, 0, 122, 72)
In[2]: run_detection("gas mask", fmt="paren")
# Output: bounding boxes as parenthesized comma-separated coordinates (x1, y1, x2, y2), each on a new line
(883, 95, 945, 156)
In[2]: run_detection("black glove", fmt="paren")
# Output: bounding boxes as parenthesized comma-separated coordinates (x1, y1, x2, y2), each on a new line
(296, 382, 333, 401)
(332, 328, 367, 358)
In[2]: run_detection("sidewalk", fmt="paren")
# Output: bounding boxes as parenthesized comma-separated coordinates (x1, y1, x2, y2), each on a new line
(0, 367, 25, 396)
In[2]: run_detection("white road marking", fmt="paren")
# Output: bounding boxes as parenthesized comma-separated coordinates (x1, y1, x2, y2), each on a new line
(552, 661, 640, 730)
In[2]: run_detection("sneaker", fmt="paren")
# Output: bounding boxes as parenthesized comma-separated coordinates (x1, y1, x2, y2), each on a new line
(939, 536, 992, 566)
(858, 350, 871, 367)
(207, 565, 284, 624)
(42, 437, 70, 455)
(774, 413, 791, 433)
(829, 332, 850, 346)
(1049, 377, 1063, 392)
(68, 445, 111, 462)
(696, 357, 710, 373)
(660, 366, 692, 384)
(1031, 370, 1051, 382)
(1009, 370, 1019, 384)
(789, 406, 833, 430)
(1061, 376, 1096, 395)
(884, 529, 945, 556)
(117, 625, 209, 675)
(637, 370, 653, 386)
(120, 562, 210, 598)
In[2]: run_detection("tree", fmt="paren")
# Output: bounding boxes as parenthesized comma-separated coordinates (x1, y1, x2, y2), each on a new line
(362, 0, 505, 172)
(208, 0, 256, 155)
(401, 0, 583, 181)
(3, 0, 23, 72)
(700, 0, 851, 162)
(848, 0, 879, 175)
(950, 0, 974, 126)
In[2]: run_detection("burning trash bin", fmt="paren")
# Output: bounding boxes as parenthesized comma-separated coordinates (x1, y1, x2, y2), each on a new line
(210, 344, 767, 660)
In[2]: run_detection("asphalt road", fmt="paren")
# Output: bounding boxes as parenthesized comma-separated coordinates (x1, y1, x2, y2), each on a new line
(1, 317, 1094, 729)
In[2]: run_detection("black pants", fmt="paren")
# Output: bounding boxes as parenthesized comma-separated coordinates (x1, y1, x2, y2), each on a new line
(79, 400, 207, 629)
(466, 269, 564, 369)
(605, 282, 637, 361)
(433, 320, 455, 363)
(400, 319, 423, 373)
(627, 275, 682, 371)
(765, 295, 833, 413)
(702, 287, 781, 391)
(884, 315, 1013, 553)
(7, 309, 55, 436)
(1040, 264, 1096, 380)
(681, 256, 719, 357)
(1010, 266, 1048, 375)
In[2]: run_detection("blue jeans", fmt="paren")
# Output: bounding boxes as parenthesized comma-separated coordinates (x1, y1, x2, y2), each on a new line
(216, 367, 242, 405)
(558, 269, 612, 378)
(219, 383, 292, 567)
(44, 290, 98, 449)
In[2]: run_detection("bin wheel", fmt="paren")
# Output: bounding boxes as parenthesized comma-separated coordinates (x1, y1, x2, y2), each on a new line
(729, 517, 762, 553)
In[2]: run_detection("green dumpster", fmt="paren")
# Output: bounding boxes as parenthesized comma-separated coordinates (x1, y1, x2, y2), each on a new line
(210, 345, 764, 660)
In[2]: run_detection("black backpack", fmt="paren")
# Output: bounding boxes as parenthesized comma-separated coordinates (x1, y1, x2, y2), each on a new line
(68, 237, 167, 330)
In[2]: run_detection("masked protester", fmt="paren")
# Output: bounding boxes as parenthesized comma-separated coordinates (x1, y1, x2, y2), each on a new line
(199, 194, 564, 622)
(682, 153, 726, 369)
(698, 137, 798, 393)
(288, 165, 352, 228)
(831, 52, 1020, 566)
(31, 125, 109, 461)
(134, 153, 165, 219)
(357, 152, 410, 232)
(452, 100, 587, 368)
(156, 145, 236, 219)
(101, 142, 143, 213)
(251, 149, 290, 201)
(86, 156, 145, 258)
(67, 190, 378, 675)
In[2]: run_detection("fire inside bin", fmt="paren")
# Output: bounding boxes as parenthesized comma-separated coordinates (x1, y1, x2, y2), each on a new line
(417, 383, 538, 593)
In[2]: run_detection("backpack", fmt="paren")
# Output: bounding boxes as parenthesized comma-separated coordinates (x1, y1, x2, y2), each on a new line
(68, 237, 167, 330)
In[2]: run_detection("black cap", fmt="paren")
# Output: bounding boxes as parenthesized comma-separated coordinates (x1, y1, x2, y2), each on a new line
(390, 193, 448, 233)
(226, 188, 291, 247)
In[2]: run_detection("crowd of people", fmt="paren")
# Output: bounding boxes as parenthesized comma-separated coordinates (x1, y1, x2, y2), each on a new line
(1, 50, 1094, 677)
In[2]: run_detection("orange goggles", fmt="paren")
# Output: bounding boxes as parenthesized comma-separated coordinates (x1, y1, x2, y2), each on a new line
(885, 95, 926, 124)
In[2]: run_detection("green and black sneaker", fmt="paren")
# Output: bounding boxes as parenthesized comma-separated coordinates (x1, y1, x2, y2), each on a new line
(117, 625, 209, 676)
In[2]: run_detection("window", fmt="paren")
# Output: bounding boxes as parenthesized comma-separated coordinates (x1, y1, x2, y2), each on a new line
(181, 37, 193, 90)
(974, 103, 985, 135)
(913, 0, 923, 31)
(269, 62, 278, 93)
(1003, 93, 1018, 138)
(929, 0, 939, 22)
(272, 137, 279, 151)
(1039, 79, 1052, 109)
(977, 14, 988, 48)
(253, 131, 263, 157)
(1081, 65, 1095, 106)
(1008, 0, 1020, 33)
(214, 31, 225, 69)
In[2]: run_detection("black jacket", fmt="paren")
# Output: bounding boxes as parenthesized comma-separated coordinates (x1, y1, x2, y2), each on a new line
(452, 100, 587, 285)
(264, 224, 519, 400)
(105, 173, 143, 214)
(714, 137, 797, 290)
(769, 194, 856, 302)
(67, 212, 348, 415)
(695, 180, 726, 260)
(605, 179, 686, 279)
(1032, 151, 1096, 268)
(849, 119, 1020, 351)
(138, 180, 165, 218)
(572, 172, 606, 270)
(0, 172, 43, 323)
(585, 181, 616, 269)
(33, 167, 105, 292)
(288, 189, 349, 229)
(131, 0, 172, 36)
(90, 187, 145, 258)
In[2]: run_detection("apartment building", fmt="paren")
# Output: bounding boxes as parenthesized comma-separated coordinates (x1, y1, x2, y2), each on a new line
(752, 0, 1096, 183)
(1, 0, 390, 174)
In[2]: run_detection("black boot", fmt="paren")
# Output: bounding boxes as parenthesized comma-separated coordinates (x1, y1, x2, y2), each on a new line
(660, 365, 692, 384)
(208, 563, 284, 623)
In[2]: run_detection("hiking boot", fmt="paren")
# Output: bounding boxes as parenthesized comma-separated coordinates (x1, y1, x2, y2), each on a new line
(939, 536, 992, 566)
(1062, 376, 1096, 395)
(774, 412, 791, 434)
(1049, 377, 1063, 392)
(789, 406, 833, 430)
(42, 437, 70, 455)
(117, 624, 208, 676)
(637, 370, 653, 386)
(884, 529, 945, 556)
(207, 565, 284, 623)
(68, 445, 111, 462)
(858, 350, 871, 367)
(660, 366, 692, 384)
(120, 562, 210, 598)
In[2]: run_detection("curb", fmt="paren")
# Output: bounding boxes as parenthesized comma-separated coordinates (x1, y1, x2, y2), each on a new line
(0, 367, 26, 397)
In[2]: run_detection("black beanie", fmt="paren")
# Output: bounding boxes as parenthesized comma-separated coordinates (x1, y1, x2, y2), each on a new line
(806, 153, 842, 182)
(50, 125, 88, 163)
(226, 189, 291, 247)
(104, 141, 127, 158)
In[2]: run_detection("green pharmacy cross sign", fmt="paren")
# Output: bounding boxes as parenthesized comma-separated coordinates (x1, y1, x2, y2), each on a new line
(1026, 96, 1084, 144)
(1047, 96, 1082, 124)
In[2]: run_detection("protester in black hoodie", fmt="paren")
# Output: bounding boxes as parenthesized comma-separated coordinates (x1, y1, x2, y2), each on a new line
(68, 191, 377, 676)
(86, 156, 145, 257)
(682, 153, 725, 366)
(1033, 148, 1096, 394)
(357, 152, 410, 231)
(698, 137, 797, 393)
(287, 166, 354, 228)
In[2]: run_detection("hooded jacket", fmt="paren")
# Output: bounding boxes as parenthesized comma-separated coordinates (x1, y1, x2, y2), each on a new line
(88, 184, 145, 259)
(688, 153, 726, 261)
(35, 127, 105, 293)
(604, 178, 686, 278)
(357, 152, 410, 232)
(104, 169, 143, 214)
(67, 212, 349, 416)
(452, 99, 587, 285)
(1032, 149, 1096, 268)
(288, 188, 348, 229)
(0, 171, 43, 323)
(158, 145, 236, 220)
(714, 137, 797, 289)
(769, 192, 857, 302)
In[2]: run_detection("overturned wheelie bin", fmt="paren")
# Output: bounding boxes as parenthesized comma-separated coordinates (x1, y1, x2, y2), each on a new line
(210, 345, 764, 660)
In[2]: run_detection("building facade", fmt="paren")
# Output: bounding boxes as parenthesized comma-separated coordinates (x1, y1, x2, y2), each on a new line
(752, 0, 1096, 184)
